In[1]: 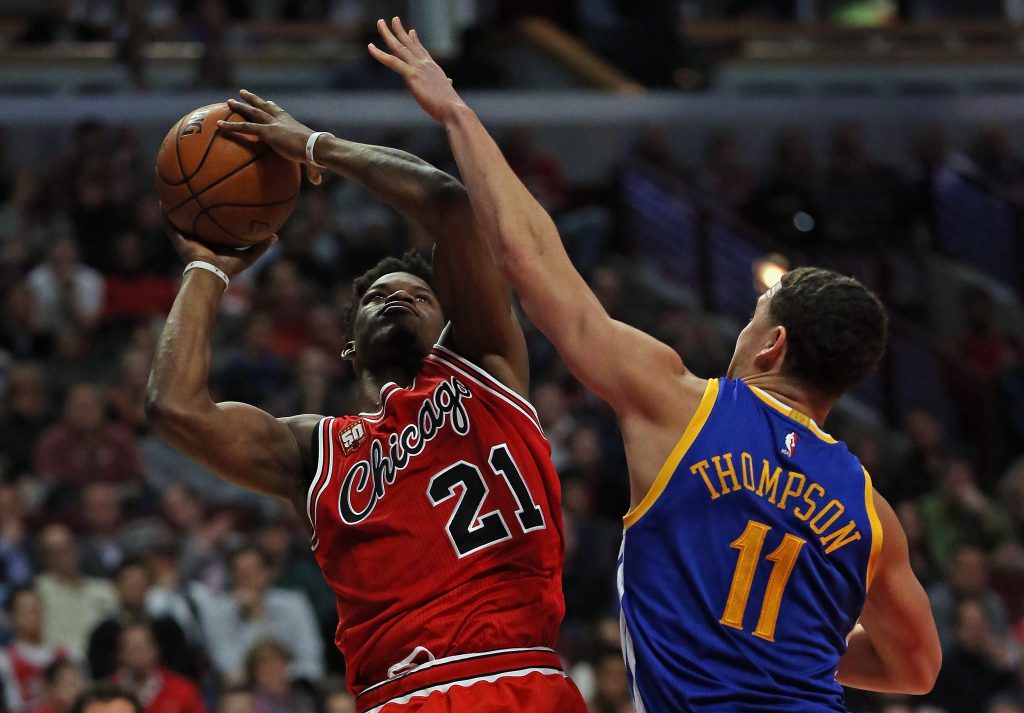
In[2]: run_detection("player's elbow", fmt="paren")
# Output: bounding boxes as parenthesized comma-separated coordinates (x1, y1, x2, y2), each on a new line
(144, 390, 199, 437)
(898, 646, 942, 695)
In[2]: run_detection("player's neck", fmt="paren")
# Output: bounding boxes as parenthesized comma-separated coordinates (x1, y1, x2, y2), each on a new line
(740, 374, 832, 428)
(354, 364, 420, 412)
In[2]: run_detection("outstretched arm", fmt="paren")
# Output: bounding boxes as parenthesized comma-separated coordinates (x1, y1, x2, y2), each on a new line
(836, 492, 941, 694)
(219, 91, 527, 394)
(367, 18, 703, 424)
(145, 230, 317, 502)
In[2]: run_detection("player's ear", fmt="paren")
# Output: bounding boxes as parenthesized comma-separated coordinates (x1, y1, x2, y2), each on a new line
(341, 342, 356, 360)
(753, 325, 786, 372)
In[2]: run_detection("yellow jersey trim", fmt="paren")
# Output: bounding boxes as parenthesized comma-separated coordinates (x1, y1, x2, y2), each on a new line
(863, 468, 883, 591)
(748, 386, 838, 444)
(623, 379, 720, 530)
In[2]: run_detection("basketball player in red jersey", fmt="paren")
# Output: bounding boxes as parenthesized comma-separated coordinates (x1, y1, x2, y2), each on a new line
(146, 105, 587, 712)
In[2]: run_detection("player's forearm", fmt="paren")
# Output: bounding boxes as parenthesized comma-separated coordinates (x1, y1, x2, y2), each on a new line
(145, 272, 222, 423)
(316, 136, 460, 229)
(836, 625, 938, 694)
(441, 104, 560, 272)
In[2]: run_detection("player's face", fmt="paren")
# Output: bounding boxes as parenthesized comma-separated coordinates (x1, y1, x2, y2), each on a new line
(351, 272, 445, 367)
(726, 288, 779, 379)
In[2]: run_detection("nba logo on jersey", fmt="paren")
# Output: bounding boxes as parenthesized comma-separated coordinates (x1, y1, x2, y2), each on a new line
(781, 431, 797, 457)
(339, 420, 367, 455)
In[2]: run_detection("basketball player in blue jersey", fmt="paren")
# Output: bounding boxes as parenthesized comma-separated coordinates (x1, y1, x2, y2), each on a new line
(370, 17, 942, 712)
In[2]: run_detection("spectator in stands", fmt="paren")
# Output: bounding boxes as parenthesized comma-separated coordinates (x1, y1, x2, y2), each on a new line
(214, 686, 253, 713)
(585, 647, 634, 713)
(928, 545, 1010, 651)
(71, 683, 142, 713)
(896, 501, 938, 586)
(194, 547, 323, 682)
(214, 314, 287, 409)
(244, 640, 318, 713)
(26, 235, 104, 333)
(930, 599, 1017, 713)
(920, 458, 1011, 572)
(111, 623, 206, 713)
(997, 336, 1024, 470)
(101, 232, 176, 330)
(33, 384, 144, 497)
(0, 169, 63, 255)
(0, 588, 68, 713)
(0, 362, 52, 481)
(746, 128, 823, 250)
(106, 348, 153, 436)
(158, 484, 234, 585)
(504, 127, 567, 214)
(821, 121, 911, 253)
(322, 686, 356, 713)
(698, 131, 755, 211)
(35, 524, 119, 657)
(87, 560, 191, 681)
(890, 406, 946, 505)
(254, 517, 334, 630)
(965, 126, 1024, 201)
(955, 286, 1011, 383)
(255, 260, 313, 360)
(78, 483, 128, 578)
(0, 281, 53, 361)
(0, 485, 35, 603)
(38, 660, 85, 713)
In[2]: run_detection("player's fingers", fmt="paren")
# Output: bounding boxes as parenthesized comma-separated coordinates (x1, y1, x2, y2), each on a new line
(367, 43, 408, 74)
(407, 28, 430, 57)
(305, 165, 323, 186)
(226, 98, 269, 123)
(217, 119, 263, 136)
(391, 17, 416, 51)
(239, 88, 273, 111)
(377, 18, 414, 60)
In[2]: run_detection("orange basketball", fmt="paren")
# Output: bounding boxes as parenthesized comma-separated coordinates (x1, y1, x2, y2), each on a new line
(155, 103, 301, 248)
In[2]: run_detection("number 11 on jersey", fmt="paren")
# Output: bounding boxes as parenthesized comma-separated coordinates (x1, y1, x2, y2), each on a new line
(720, 520, 806, 642)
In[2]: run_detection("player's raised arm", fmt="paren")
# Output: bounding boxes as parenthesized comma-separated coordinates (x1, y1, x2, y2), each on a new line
(367, 18, 702, 422)
(836, 491, 941, 694)
(218, 89, 527, 395)
(145, 226, 317, 502)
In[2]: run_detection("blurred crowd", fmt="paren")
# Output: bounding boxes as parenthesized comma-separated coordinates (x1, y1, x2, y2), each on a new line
(0, 111, 1022, 713)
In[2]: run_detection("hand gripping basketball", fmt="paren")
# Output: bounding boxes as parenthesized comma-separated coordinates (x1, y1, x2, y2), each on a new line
(218, 90, 326, 186)
(159, 208, 277, 281)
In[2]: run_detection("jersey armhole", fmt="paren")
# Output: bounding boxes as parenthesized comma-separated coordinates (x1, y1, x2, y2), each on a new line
(305, 417, 333, 538)
(623, 378, 720, 530)
(863, 467, 884, 591)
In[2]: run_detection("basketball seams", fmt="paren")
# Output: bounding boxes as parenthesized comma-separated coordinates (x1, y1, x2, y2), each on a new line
(163, 146, 274, 215)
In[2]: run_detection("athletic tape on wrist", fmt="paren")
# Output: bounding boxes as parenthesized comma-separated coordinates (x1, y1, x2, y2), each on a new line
(183, 261, 229, 290)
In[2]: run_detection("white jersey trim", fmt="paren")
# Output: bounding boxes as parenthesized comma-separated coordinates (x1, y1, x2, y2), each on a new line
(432, 344, 541, 422)
(426, 353, 545, 437)
(618, 535, 648, 713)
(361, 646, 558, 695)
(305, 417, 330, 529)
(309, 416, 337, 550)
(362, 667, 566, 713)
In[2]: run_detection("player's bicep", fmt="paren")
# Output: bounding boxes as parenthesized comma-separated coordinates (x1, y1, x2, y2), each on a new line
(154, 400, 304, 499)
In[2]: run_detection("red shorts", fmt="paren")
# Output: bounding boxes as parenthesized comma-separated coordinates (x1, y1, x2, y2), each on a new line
(375, 671, 587, 713)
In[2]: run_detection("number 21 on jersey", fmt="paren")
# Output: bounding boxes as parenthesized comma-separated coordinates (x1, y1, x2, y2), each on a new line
(720, 520, 806, 642)
(427, 444, 546, 558)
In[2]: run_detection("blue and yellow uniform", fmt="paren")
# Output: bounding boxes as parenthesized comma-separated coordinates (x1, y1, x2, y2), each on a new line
(618, 378, 883, 712)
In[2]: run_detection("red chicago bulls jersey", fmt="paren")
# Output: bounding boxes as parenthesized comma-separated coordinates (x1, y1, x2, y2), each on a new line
(306, 344, 566, 704)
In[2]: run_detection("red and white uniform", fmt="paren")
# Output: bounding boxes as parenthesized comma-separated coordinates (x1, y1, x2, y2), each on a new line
(307, 345, 583, 712)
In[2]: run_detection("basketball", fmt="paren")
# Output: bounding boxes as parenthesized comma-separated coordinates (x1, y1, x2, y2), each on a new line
(155, 103, 301, 248)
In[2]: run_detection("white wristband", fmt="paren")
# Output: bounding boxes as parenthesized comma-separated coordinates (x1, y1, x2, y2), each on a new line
(183, 261, 229, 290)
(305, 131, 333, 169)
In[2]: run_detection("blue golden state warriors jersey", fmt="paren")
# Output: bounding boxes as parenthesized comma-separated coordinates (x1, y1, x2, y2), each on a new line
(618, 378, 882, 712)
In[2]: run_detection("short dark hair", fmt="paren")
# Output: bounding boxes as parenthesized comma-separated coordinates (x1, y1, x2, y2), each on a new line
(768, 267, 887, 397)
(72, 683, 142, 713)
(343, 250, 434, 337)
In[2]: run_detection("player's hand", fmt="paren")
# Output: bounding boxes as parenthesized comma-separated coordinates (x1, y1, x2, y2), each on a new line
(217, 90, 324, 186)
(368, 17, 465, 124)
(160, 208, 276, 280)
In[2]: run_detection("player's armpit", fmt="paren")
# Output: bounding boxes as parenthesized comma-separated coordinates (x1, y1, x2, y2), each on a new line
(147, 399, 310, 501)
(836, 491, 941, 694)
